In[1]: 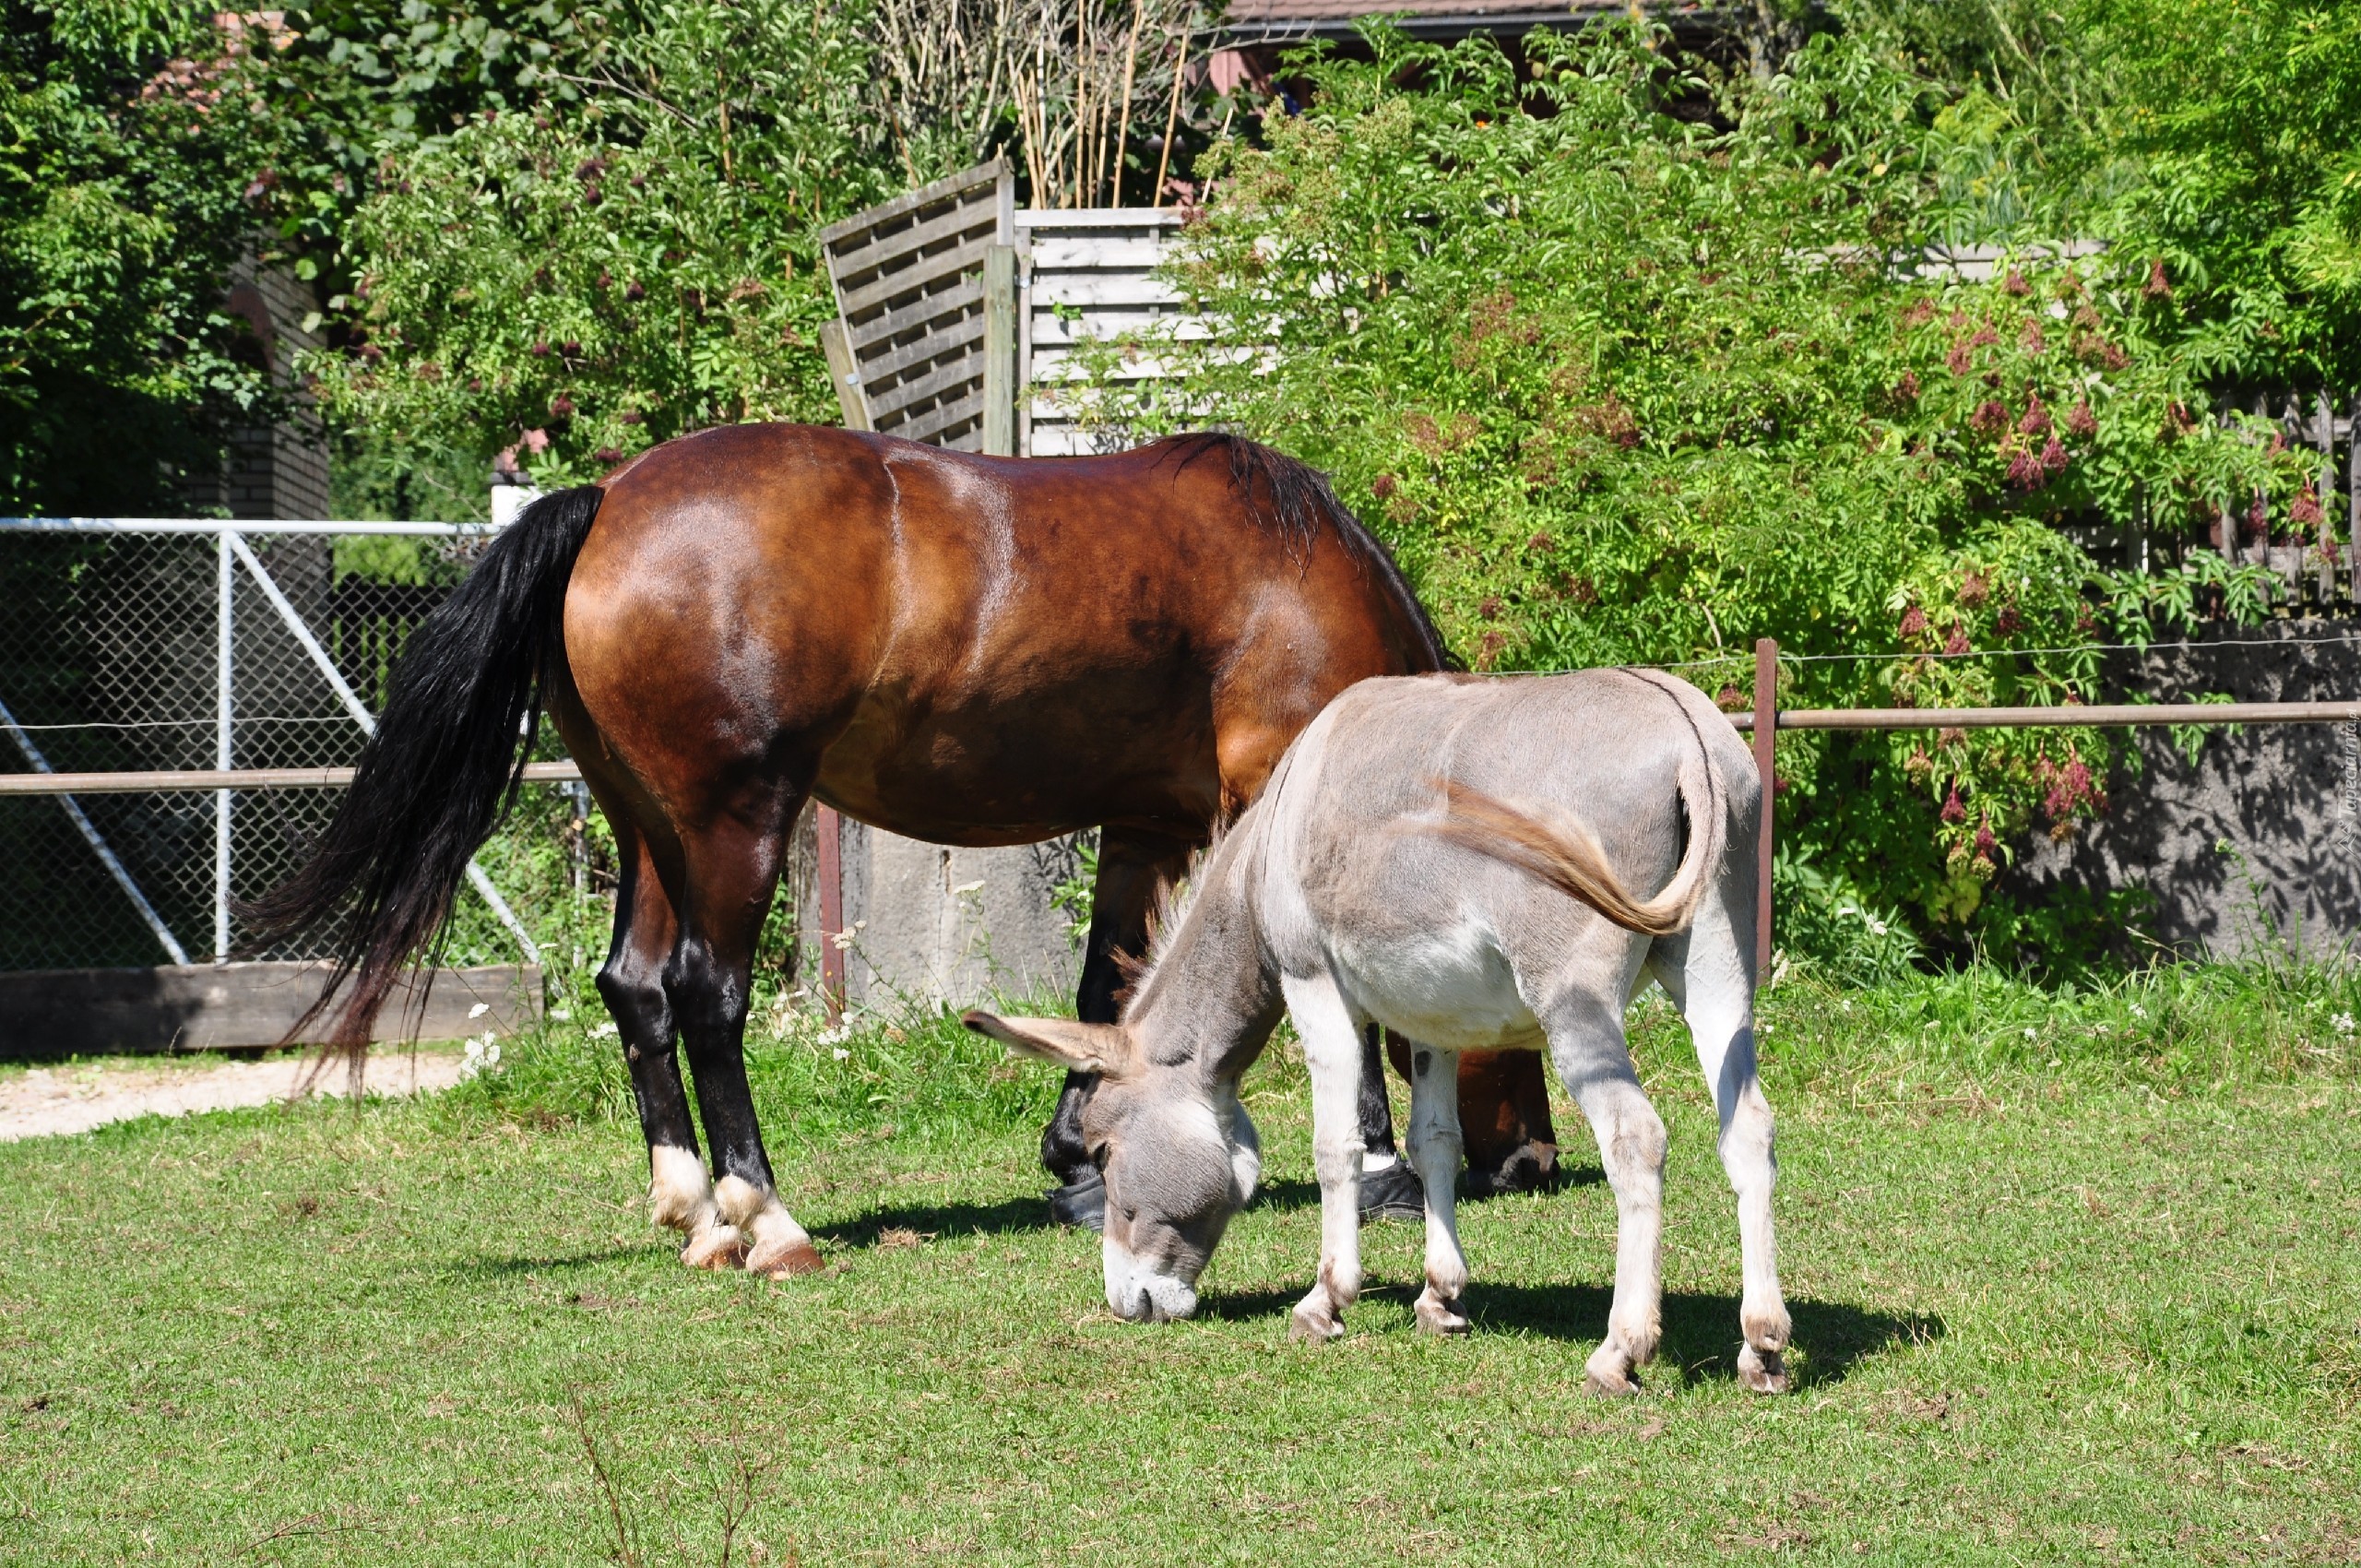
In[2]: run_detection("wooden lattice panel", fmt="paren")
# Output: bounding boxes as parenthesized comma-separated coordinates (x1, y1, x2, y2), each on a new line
(820, 160, 1014, 451)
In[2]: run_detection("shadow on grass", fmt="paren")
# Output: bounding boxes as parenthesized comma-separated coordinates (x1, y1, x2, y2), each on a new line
(813, 1194, 1056, 1250)
(1245, 1162, 1608, 1218)
(453, 1244, 674, 1277)
(1198, 1280, 1940, 1389)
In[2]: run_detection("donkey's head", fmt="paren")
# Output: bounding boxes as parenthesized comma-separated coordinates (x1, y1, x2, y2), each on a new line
(962, 1011, 1260, 1322)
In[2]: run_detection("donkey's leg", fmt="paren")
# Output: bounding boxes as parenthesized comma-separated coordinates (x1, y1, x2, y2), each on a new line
(1043, 829, 1191, 1228)
(1279, 970, 1367, 1343)
(1544, 988, 1668, 1394)
(1652, 900, 1790, 1394)
(1404, 1042, 1471, 1336)
(598, 813, 742, 1269)
(670, 800, 821, 1280)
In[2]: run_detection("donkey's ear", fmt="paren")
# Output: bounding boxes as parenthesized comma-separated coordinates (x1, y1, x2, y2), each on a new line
(961, 1013, 1130, 1076)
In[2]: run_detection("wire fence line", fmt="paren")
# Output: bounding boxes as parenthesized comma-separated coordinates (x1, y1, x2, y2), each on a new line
(10, 518, 2361, 983)
(0, 517, 551, 974)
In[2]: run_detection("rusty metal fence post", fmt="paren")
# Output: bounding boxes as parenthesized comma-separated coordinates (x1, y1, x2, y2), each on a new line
(1753, 636, 1777, 979)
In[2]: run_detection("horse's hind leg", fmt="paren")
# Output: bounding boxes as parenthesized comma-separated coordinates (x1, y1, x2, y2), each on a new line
(599, 820, 742, 1269)
(670, 799, 822, 1280)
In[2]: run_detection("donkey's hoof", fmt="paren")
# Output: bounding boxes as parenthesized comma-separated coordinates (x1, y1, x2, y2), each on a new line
(682, 1224, 747, 1271)
(1738, 1343, 1790, 1396)
(1584, 1343, 1641, 1396)
(1414, 1289, 1469, 1336)
(1289, 1301, 1345, 1345)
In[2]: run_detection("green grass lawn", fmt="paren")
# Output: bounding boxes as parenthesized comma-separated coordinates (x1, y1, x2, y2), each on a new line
(1, 968, 2357, 1564)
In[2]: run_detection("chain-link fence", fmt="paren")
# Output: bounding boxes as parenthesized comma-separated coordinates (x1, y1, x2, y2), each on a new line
(0, 520, 564, 974)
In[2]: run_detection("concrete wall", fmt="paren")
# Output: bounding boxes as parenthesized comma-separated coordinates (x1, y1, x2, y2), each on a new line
(798, 813, 1087, 1016)
(2016, 621, 2361, 957)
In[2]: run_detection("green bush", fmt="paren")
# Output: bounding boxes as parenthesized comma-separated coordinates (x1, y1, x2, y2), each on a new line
(1080, 20, 2315, 967)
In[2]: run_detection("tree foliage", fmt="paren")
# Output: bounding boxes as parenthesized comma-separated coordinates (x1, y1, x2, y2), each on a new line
(0, 3, 281, 513)
(306, 0, 884, 483)
(1085, 22, 2313, 962)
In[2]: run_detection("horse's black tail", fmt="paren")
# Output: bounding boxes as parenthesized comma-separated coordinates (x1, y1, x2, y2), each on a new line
(243, 486, 604, 1047)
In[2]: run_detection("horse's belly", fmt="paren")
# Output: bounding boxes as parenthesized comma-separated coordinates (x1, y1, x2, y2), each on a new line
(814, 693, 1220, 846)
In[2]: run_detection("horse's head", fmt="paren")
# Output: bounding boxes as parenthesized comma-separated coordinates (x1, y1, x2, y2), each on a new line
(962, 1011, 1260, 1322)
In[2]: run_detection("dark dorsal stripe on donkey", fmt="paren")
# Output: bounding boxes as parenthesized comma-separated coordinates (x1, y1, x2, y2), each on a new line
(246, 423, 1554, 1273)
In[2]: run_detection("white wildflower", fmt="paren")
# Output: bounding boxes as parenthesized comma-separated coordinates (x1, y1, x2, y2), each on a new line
(458, 1031, 503, 1080)
(590, 1021, 620, 1039)
(833, 1048, 851, 1062)
(2023, 1026, 2037, 1039)
(2334, 1012, 2355, 1037)
(467, 1002, 490, 1019)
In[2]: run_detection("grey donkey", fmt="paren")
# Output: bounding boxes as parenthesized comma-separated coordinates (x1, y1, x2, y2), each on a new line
(965, 668, 1792, 1395)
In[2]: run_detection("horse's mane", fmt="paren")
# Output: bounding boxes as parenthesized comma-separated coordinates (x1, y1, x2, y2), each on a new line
(1161, 431, 1462, 673)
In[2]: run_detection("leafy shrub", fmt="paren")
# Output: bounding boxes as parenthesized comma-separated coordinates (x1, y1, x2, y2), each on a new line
(1081, 20, 2310, 966)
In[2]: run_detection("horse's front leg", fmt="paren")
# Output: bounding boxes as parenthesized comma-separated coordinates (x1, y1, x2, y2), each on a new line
(1280, 972, 1365, 1343)
(1045, 829, 1192, 1229)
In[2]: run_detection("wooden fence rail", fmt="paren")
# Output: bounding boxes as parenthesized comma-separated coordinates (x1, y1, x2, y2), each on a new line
(12, 646, 2361, 983)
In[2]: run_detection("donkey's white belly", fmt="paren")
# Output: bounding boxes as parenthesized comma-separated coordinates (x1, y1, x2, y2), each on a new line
(1325, 917, 1543, 1051)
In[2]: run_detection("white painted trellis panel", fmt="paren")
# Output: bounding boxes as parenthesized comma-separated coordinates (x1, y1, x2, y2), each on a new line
(1015, 208, 1199, 457)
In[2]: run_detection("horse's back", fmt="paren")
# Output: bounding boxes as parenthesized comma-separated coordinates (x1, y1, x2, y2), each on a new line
(559, 424, 1440, 843)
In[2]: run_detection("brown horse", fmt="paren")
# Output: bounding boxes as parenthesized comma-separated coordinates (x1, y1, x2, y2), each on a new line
(253, 424, 1553, 1273)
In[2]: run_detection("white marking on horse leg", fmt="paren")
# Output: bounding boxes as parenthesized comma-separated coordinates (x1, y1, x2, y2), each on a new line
(1283, 971, 1364, 1344)
(714, 1173, 822, 1278)
(1657, 898, 1792, 1394)
(650, 1145, 743, 1267)
(1406, 1043, 1470, 1336)
(648, 1144, 715, 1230)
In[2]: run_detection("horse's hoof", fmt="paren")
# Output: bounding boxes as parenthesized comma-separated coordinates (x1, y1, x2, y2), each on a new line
(1465, 1140, 1558, 1197)
(1047, 1173, 1106, 1232)
(751, 1240, 825, 1280)
(1414, 1289, 1469, 1336)
(1738, 1343, 1790, 1395)
(1289, 1303, 1345, 1345)
(682, 1224, 746, 1271)
(1357, 1161, 1425, 1224)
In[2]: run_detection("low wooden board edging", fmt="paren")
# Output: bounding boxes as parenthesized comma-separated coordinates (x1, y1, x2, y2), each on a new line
(0, 963, 542, 1056)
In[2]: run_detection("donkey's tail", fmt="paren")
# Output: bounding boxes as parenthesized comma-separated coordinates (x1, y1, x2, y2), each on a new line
(1427, 745, 1724, 939)
(242, 486, 604, 1046)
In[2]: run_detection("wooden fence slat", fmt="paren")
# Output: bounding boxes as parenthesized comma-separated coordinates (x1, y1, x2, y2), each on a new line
(867, 355, 998, 425)
(844, 276, 985, 354)
(857, 316, 988, 387)
(830, 207, 1005, 309)
(837, 234, 1002, 323)
(828, 193, 1003, 277)
(818, 159, 1009, 249)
